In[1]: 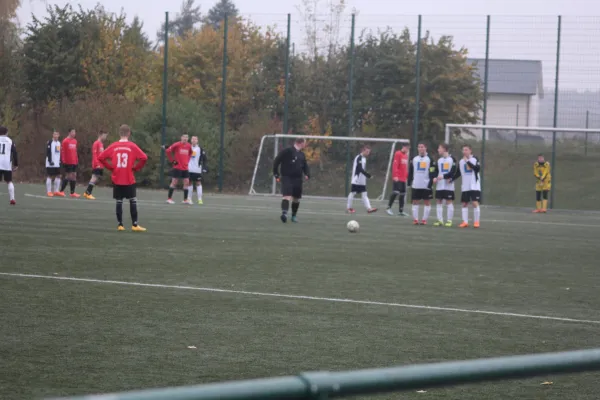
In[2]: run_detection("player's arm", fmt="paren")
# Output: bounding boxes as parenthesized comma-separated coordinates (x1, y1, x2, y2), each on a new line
(11, 144, 18, 169)
(392, 152, 400, 180)
(46, 141, 54, 166)
(540, 163, 550, 181)
(427, 163, 437, 189)
(355, 157, 371, 178)
(97, 146, 114, 171)
(133, 145, 148, 171)
(444, 157, 458, 180)
(60, 139, 66, 163)
(92, 142, 100, 162)
(466, 157, 480, 173)
(533, 163, 540, 179)
(302, 155, 310, 179)
(272, 148, 289, 178)
(407, 159, 414, 186)
(165, 143, 176, 163)
(451, 162, 461, 181)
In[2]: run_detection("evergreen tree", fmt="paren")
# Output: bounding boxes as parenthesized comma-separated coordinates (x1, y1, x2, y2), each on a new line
(156, 0, 202, 42)
(203, 0, 238, 30)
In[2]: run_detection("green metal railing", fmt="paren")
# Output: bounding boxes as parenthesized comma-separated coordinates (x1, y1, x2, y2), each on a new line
(56, 348, 600, 400)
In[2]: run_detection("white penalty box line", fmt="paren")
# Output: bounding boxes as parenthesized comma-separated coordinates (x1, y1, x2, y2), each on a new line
(1, 272, 599, 325)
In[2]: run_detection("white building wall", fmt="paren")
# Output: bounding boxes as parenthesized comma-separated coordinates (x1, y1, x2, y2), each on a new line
(484, 94, 531, 127)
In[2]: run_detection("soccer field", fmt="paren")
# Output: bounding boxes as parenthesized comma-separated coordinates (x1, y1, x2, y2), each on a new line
(1, 184, 599, 400)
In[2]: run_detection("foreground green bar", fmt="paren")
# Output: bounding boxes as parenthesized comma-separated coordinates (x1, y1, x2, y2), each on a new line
(56, 349, 600, 400)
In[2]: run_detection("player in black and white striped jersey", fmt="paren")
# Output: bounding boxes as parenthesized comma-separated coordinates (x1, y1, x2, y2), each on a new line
(0, 126, 18, 205)
(346, 145, 377, 214)
(45, 131, 62, 196)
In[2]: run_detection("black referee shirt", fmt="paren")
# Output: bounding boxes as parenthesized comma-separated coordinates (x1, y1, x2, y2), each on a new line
(273, 146, 310, 179)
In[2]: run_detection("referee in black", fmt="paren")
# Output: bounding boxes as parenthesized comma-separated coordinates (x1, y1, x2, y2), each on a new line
(273, 138, 310, 223)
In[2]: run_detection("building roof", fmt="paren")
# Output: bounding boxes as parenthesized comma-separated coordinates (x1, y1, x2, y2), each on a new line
(467, 58, 544, 98)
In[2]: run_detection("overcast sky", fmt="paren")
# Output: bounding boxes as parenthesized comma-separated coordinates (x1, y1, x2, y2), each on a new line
(16, 0, 600, 91)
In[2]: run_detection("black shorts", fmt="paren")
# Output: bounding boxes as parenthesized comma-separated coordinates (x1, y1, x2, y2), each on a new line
(411, 188, 433, 201)
(46, 167, 61, 177)
(113, 184, 137, 200)
(392, 181, 406, 194)
(461, 190, 481, 203)
(189, 172, 203, 183)
(351, 184, 367, 194)
(0, 169, 12, 183)
(435, 190, 455, 201)
(92, 168, 104, 176)
(281, 176, 303, 199)
(63, 164, 78, 173)
(171, 169, 190, 179)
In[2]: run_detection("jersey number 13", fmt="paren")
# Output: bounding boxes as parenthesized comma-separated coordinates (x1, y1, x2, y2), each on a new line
(116, 153, 128, 168)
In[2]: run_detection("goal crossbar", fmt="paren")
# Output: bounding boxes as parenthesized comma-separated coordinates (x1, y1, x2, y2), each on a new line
(445, 123, 600, 143)
(249, 134, 410, 200)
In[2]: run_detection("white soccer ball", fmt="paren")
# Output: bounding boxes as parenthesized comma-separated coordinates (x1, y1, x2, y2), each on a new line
(347, 220, 360, 233)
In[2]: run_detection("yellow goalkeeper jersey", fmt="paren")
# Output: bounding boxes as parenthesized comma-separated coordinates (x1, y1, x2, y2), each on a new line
(534, 161, 551, 190)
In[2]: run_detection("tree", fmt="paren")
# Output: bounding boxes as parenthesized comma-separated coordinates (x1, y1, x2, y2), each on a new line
(0, 0, 20, 19)
(203, 0, 238, 30)
(156, 0, 202, 42)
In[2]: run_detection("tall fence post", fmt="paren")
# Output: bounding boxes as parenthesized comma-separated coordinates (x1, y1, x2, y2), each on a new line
(585, 110, 589, 156)
(550, 15, 561, 209)
(515, 103, 519, 149)
(345, 14, 356, 197)
(283, 14, 291, 136)
(160, 12, 169, 188)
(481, 15, 490, 195)
(411, 15, 422, 157)
(218, 15, 229, 193)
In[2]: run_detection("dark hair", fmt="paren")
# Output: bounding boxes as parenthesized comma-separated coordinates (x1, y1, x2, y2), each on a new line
(0, 126, 7, 135)
(68, 128, 75, 132)
(361, 144, 371, 151)
(99, 130, 107, 136)
(119, 124, 131, 137)
(439, 143, 449, 151)
(462, 144, 472, 150)
(538, 153, 544, 157)
(418, 142, 427, 148)
(295, 138, 306, 144)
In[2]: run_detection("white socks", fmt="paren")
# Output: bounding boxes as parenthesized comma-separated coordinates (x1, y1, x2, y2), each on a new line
(347, 192, 355, 209)
(361, 192, 372, 210)
(187, 186, 193, 200)
(412, 204, 419, 220)
(436, 204, 443, 221)
(54, 178, 61, 193)
(474, 206, 480, 223)
(447, 203, 454, 221)
(423, 205, 431, 221)
(196, 185, 203, 200)
(46, 178, 52, 193)
(462, 207, 469, 223)
(8, 182, 15, 201)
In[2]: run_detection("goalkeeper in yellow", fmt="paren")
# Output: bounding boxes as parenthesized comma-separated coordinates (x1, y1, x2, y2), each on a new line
(533, 154, 551, 213)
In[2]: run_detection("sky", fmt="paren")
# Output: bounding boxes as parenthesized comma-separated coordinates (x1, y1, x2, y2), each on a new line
(15, 0, 600, 93)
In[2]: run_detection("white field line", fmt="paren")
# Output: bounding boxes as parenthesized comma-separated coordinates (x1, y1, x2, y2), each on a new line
(1, 272, 599, 325)
(22, 193, 600, 228)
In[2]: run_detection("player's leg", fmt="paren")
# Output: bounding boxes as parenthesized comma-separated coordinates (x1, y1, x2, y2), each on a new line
(46, 169, 55, 196)
(398, 182, 407, 216)
(128, 185, 145, 231)
(290, 179, 303, 222)
(411, 189, 421, 224)
(167, 175, 178, 203)
(187, 173, 196, 202)
(3, 171, 15, 204)
(113, 186, 125, 230)
(422, 197, 431, 225)
(534, 189, 542, 213)
(280, 177, 292, 222)
(446, 197, 455, 227)
(347, 185, 357, 213)
(459, 191, 470, 228)
(361, 191, 377, 213)
(196, 177, 203, 204)
(182, 175, 191, 204)
(53, 171, 61, 194)
(84, 170, 102, 198)
(69, 170, 79, 197)
(541, 190, 549, 212)
(386, 183, 398, 215)
(472, 199, 481, 228)
(59, 167, 70, 194)
(434, 192, 444, 226)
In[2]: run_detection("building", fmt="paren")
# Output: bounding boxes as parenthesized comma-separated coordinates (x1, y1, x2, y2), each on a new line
(467, 58, 544, 128)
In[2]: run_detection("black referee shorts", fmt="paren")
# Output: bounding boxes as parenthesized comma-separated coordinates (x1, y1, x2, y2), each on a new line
(281, 176, 303, 199)
(113, 184, 137, 200)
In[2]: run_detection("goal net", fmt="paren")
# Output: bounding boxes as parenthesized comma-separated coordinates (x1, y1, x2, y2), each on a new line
(445, 123, 600, 210)
(249, 134, 410, 200)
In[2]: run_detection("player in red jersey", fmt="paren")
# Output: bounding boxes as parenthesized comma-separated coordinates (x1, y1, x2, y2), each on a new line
(386, 143, 410, 216)
(58, 128, 80, 197)
(97, 124, 148, 232)
(164, 133, 193, 204)
(83, 130, 108, 200)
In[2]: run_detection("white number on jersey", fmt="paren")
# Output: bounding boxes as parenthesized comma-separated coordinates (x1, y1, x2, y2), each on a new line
(116, 153, 129, 168)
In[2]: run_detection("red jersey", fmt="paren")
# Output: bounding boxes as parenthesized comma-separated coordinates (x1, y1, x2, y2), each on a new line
(92, 140, 105, 169)
(166, 142, 192, 171)
(61, 137, 78, 165)
(97, 140, 148, 186)
(392, 150, 409, 182)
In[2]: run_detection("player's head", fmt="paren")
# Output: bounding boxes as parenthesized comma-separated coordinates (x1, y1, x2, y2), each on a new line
(438, 143, 449, 156)
(52, 131, 60, 140)
(98, 130, 108, 142)
(417, 142, 426, 156)
(401, 143, 409, 154)
(462, 144, 472, 158)
(181, 133, 189, 143)
(191, 136, 198, 146)
(294, 138, 306, 150)
(361, 144, 371, 157)
(537, 153, 545, 163)
(68, 128, 76, 138)
(0, 126, 7, 136)
(119, 124, 131, 139)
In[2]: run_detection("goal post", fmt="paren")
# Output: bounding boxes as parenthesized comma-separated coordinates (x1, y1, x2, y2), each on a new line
(249, 134, 410, 201)
(444, 123, 600, 210)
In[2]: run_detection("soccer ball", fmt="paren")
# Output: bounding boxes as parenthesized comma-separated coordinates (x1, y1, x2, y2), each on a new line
(347, 220, 359, 233)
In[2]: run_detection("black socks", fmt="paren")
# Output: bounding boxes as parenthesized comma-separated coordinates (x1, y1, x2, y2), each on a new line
(168, 187, 174, 198)
(398, 194, 405, 212)
(69, 180, 76, 194)
(130, 198, 138, 226)
(86, 183, 94, 195)
(281, 199, 290, 215)
(388, 193, 397, 208)
(116, 200, 123, 225)
(60, 179, 68, 192)
(291, 201, 299, 216)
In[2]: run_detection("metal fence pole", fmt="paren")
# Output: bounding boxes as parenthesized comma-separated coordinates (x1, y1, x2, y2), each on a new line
(218, 15, 229, 193)
(345, 14, 356, 197)
(550, 15, 561, 209)
(585, 110, 589, 156)
(160, 12, 169, 188)
(515, 104, 519, 149)
(411, 15, 422, 157)
(481, 15, 490, 195)
(283, 14, 291, 135)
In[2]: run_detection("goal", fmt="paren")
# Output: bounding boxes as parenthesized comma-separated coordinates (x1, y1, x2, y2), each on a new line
(249, 134, 410, 201)
(444, 123, 600, 210)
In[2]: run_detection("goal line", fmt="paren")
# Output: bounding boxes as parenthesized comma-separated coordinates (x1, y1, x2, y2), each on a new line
(249, 134, 410, 201)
